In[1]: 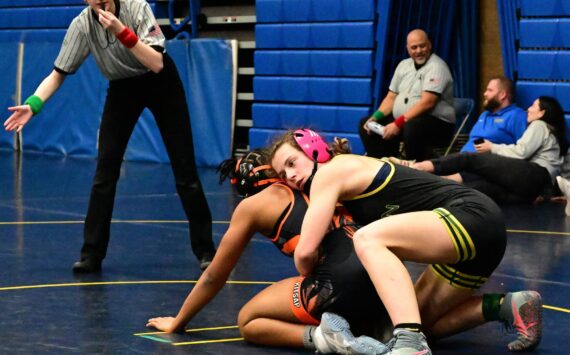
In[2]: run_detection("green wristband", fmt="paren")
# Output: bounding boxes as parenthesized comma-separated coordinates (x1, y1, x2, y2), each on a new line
(24, 95, 44, 115)
(372, 110, 385, 121)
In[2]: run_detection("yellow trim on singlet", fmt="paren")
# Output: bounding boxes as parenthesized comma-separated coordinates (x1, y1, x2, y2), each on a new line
(430, 264, 487, 290)
(347, 159, 395, 201)
(434, 208, 476, 263)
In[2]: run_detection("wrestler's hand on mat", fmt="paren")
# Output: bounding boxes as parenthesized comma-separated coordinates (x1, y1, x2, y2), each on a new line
(4, 105, 33, 132)
(97, 9, 125, 35)
(146, 316, 182, 333)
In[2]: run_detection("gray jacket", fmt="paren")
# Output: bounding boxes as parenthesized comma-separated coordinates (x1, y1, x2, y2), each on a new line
(491, 120, 562, 182)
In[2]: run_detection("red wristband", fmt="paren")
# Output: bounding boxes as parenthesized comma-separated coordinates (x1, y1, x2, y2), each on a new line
(116, 27, 138, 48)
(394, 115, 406, 129)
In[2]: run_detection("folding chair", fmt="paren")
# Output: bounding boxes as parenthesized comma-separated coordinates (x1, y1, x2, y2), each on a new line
(444, 98, 475, 156)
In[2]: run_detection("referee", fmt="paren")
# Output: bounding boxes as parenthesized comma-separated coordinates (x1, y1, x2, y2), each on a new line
(3, 0, 216, 273)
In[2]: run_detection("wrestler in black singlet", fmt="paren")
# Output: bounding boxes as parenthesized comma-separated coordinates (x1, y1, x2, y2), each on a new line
(342, 159, 507, 290)
(267, 183, 390, 338)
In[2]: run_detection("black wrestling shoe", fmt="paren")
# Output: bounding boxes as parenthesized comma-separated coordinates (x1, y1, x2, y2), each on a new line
(72, 258, 102, 273)
(199, 256, 213, 271)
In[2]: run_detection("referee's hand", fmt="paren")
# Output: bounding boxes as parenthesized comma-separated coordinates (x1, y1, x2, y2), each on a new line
(4, 105, 33, 132)
(97, 9, 124, 35)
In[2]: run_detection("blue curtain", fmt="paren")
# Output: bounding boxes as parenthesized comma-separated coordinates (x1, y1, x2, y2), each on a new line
(451, 0, 478, 102)
(373, 0, 478, 112)
(497, 0, 520, 80)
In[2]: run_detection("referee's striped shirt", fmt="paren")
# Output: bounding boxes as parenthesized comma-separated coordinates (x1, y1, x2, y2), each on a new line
(54, 0, 165, 81)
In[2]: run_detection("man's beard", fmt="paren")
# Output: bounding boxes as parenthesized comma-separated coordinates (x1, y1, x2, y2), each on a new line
(484, 97, 501, 112)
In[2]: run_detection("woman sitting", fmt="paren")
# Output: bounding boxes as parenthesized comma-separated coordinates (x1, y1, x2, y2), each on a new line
(397, 96, 568, 204)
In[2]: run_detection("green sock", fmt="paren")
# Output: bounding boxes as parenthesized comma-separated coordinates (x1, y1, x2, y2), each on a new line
(482, 293, 505, 321)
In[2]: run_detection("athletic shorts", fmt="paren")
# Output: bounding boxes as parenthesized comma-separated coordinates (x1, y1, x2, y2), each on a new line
(431, 194, 507, 290)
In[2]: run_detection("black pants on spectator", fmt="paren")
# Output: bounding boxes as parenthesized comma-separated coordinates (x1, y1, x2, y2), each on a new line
(431, 152, 552, 203)
(81, 53, 215, 263)
(358, 114, 454, 160)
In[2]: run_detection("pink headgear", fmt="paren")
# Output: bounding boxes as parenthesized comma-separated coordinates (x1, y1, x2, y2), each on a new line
(293, 129, 331, 163)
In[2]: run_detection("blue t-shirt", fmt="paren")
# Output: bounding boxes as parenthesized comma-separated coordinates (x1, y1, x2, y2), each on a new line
(461, 104, 527, 153)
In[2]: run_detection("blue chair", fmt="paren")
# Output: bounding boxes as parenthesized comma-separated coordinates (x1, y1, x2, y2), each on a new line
(444, 98, 475, 156)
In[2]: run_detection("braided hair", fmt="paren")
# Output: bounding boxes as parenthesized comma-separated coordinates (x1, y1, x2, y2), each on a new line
(217, 149, 280, 197)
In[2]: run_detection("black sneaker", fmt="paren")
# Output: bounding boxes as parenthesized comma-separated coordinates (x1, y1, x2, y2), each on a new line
(72, 258, 102, 273)
(199, 256, 213, 271)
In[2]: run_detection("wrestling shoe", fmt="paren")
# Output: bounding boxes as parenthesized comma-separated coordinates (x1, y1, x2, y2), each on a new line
(556, 176, 570, 216)
(385, 329, 431, 355)
(499, 291, 543, 351)
(72, 258, 102, 273)
(315, 312, 388, 354)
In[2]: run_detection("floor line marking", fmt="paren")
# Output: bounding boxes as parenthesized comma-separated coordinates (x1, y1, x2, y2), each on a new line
(172, 337, 244, 346)
(488, 272, 570, 287)
(0, 220, 230, 226)
(0, 280, 274, 292)
(0, 220, 568, 235)
(135, 325, 239, 336)
(138, 335, 172, 343)
(507, 229, 570, 236)
(544, 304, 570, 314)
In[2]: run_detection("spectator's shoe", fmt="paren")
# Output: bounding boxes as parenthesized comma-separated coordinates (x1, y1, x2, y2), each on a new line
(199, 256, 213, 271)
(499, 291, 543, 351)
(315, 312, 388, 354)
(72, 258, 102, 273)
(387, 157, 416, 168)
(385, 329, 431, 355)
(556, 176, 570, 216)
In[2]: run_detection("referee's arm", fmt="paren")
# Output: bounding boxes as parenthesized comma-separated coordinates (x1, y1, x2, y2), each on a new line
(3, 70, 65, 132)
(98, 9, 164, 73)
(34, 70, 66, 103)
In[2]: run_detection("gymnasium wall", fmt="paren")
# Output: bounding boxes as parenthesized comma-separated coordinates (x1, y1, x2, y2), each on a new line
(0, 1, 233, 167)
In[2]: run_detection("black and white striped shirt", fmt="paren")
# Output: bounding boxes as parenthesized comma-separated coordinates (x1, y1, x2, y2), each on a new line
(54, 0, 165, 80)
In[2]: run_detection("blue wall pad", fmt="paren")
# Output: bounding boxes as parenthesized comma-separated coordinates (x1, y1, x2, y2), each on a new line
(186, 39, 233, 167)
(249, 128, 364, 155)
(518, 50, 570, 80)
(125, 39, 233, 167)
(0, 30, 67, 42)
(0, 7, 84, 29)
(516, 81, 570, 112)
(256, 0, 375, 23)
(520, 19, 570, 48)
(21, 42, 104, 157)
(256, 22, 374, 49)
(254, 77, 372, 104)
(0, 42, 18, 149)
(0, 3, 164, 29)
(252, 103, 367, 133)
(0, 0, 159, 6)
(5, 40, 231, 167)
(0, 1, 86, 7)
(520, 0, 570, 16)
(255, 50, 373, 77)
(125, 39, 232, 166)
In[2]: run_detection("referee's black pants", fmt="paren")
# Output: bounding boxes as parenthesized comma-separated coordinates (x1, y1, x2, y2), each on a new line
(80, 53, 216, 263)
(358, 114, 454, 160)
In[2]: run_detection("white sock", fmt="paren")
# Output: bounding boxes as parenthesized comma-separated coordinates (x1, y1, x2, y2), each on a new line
(313, 325, 333, 354)
(557, 176, 570, 216)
